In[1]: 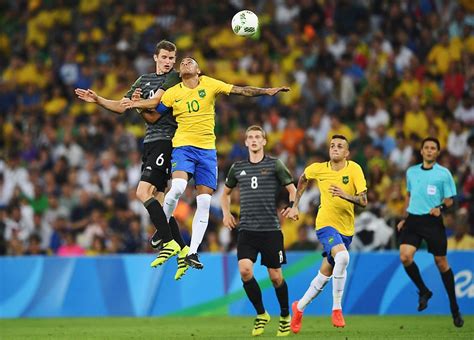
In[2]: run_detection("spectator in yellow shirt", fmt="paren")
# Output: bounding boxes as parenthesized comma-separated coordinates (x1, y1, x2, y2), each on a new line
(327, 115, 353, 145)
(403, 97, 428, 139)
(427, 32, 453, 75)
(447, 209, 474, 250)
(394, 70, 420, 98)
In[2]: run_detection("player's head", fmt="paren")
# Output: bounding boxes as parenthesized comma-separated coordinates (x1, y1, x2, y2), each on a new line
(179, 57, 200, 78)
(153, 40, 176, 74)
(245, 125, 267, 153)
(329, 135, 349, 161)
(420, 137, 440, 163)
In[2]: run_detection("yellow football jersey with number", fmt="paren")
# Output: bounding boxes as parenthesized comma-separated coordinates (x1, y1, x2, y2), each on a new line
(304, 160, 367, 236)
(160, 76, 233, 149)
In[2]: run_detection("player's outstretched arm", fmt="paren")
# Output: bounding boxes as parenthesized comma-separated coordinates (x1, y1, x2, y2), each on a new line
(230, 85, 290, 97)
(282, 174, 308, 221)
(221, 186, 237, 229)
(329, 185, 368, 207)
(75, 88, 127, 114)
(121, 89, 165, 109)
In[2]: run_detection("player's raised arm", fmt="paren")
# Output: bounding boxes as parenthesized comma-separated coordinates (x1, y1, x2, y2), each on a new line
(121, 88, 165, 109)
(75, 88, 128, 114)
(230, 85, 290, 97)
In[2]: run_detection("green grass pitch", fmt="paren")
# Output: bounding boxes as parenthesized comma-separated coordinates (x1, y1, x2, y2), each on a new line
(1, 316, 472, 339)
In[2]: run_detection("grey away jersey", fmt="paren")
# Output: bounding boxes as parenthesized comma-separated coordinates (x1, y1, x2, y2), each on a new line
(225, 156, 294, 232)
(125, 70, 180, 144)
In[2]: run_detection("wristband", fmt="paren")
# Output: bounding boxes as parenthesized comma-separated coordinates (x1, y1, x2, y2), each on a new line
(289, 201, 294, 208)
(437, 203, 447, 212)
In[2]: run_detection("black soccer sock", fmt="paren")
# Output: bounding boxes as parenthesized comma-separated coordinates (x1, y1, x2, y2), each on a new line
(440, 268, 459, 314)
(243, 277, 265, 315)
(169, 216, 186, 249)
(274, 280, 289, 317)
(404, 262, 429, 294)
(144, 198, 172, 243)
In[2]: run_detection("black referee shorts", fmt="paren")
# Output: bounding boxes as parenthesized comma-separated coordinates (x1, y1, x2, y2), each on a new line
(140, 140, 173, 192)
(237, 230, 287, 269)
(399, 213, 447, 256)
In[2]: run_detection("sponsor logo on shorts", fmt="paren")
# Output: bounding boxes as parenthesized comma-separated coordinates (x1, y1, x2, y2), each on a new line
(172, 162, 177, 168)
(329, 237, 334, 244)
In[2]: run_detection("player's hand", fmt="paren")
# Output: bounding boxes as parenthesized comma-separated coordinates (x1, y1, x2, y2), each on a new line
(429, 207, 441, 217)
(266, 87, 290, 96)
(75, 88, 98, 103)
(397, 219, 405, 232)
(328, 185, 346, 199)
(131, 88, 142, 101)
(120, 97, 135, 109)
(223, 213, 237, 230)
(282, 206, 299, 221)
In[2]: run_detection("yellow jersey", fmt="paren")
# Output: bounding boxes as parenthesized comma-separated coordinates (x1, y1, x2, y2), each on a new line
(304, 160, 367, 236)
(159, 76, 233, 149)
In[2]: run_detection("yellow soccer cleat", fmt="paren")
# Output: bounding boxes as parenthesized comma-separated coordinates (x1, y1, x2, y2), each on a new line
(150, 239, 180, 267)
(251, 311, 270, 336)
(276, 315, 291, 336)
(174, 246, 190, 280)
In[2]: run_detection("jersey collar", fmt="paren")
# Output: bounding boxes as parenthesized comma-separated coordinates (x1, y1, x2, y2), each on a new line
(249, 154, 266, 165)
(421, 162, 437, 171)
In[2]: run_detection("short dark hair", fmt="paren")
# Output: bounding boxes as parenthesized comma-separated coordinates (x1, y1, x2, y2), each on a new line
(154, 40, 176, 55)
(421, 137, 440, 150)
(246, 125, 266, 138)
(331, 134, 348, 142)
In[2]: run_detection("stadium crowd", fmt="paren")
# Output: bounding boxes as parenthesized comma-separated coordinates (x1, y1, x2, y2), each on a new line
(1, 0, 474, 256)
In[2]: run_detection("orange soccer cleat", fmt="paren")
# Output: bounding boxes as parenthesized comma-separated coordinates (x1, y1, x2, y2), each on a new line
(290, 301, 303, 334)
(332, 309, 345, 328)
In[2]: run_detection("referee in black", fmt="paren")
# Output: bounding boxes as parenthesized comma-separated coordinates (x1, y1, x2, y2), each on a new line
(221, 125, 296, 337)
(397, 137, 463, 327)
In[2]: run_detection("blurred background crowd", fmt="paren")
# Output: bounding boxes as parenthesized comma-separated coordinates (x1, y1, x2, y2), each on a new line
(1, 0, 474, 257)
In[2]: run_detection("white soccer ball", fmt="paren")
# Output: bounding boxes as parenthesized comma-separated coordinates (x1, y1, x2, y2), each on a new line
(231, 10, 259, 36)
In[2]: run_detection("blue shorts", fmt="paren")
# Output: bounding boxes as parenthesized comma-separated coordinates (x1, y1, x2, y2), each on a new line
(171, 146, 218, 190)
(316, 226, 352, 267)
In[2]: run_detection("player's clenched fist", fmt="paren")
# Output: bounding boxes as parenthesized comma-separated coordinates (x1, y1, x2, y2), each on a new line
(282, 206, 299, 221)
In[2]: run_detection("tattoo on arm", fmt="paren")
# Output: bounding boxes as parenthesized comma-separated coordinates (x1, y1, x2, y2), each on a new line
(293, 175, 309, 207)
(342, 191, 368, 207)
(230, 86, 267, 97)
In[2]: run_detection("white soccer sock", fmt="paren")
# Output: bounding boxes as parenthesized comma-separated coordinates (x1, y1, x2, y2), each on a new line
(297, 271, 331, 311)
(189, 194, 212, 254)
(163, 178, 187, 220)
(332, 250, 350, 310)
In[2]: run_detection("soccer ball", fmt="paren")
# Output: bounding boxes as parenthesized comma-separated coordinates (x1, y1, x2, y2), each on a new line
(231, 10, 259, 36)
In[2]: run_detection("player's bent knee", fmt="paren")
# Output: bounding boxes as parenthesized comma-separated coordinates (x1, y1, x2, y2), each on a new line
(334, 250, 350, 267)
(169, 178, 187, 199)
(434, 256, 449, 271)
(270, 276, 283, 287)
(136, 182, 155, 202)
(196, 194, 212, 210)
(239, 268, 253, 280)
(400, 252, 413, 265)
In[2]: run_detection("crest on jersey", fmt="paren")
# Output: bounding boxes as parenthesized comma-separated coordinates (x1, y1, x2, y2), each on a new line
(260, 168, 269, 175)
(198, 89, 206, 98)
(342, 176, 349, 184)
